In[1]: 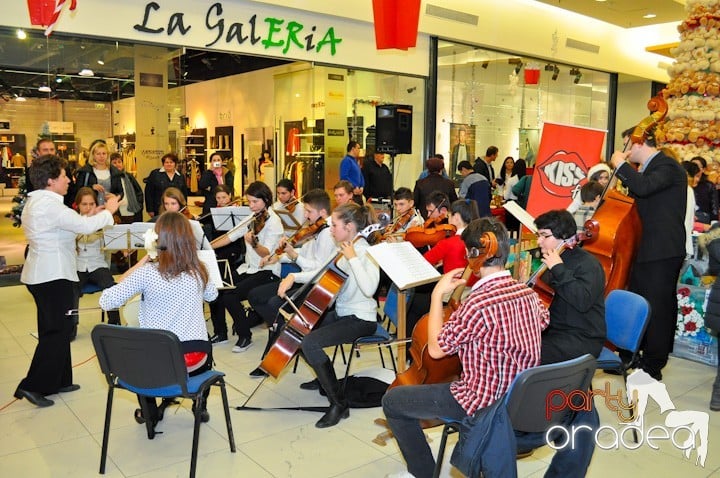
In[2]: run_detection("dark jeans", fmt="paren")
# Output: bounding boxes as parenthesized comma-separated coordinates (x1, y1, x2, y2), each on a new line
(211, 270, 278, 338)
(78, 268, 121, 324)
(300, 311, 377, 367)
(20, 280, 79, 395)
(383, 383, 599, 478)
(629, 257, 684, 375)
(247, 281, 302, 327)
(382, 383, 467, 478)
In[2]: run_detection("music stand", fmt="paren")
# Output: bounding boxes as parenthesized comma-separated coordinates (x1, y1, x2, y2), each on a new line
(102, 224, 131, 251)
(197, 250, 226, 290)
(275, 207, 303, 233)
(211, 206, 251, 231)
(215, 258, 236, 289)
(129, 222, 156, 249)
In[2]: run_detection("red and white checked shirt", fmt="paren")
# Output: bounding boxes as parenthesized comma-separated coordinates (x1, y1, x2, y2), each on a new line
(437, 270, 549, 415)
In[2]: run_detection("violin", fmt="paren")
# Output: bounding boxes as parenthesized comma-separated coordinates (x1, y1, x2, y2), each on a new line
(527, 221, 598, 307)
(283, 197, 299, 214)
(178, 205, 194, 220)
(404, 212, 457, 248)
(380, 209, 414, 240)
(250, 210, 270, 248)
(270, 217, 328, 260)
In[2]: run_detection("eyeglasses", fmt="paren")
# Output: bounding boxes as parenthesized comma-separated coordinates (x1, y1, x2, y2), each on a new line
(535, 232, 554, 239)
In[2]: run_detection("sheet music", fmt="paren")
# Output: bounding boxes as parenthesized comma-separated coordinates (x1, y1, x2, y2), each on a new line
(211, 206, 251, 231)
(367, 241, 441, 290)
(502, 201, 538, 233)
(197, 250, 225, 290)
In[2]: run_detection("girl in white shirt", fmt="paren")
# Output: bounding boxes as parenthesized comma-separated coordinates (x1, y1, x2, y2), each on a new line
(153, 187, 212, 250)
(75, 187, 121, 324)
(292, 203, 380, 428)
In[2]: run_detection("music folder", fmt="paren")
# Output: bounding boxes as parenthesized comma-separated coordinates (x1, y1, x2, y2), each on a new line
(211, 206, 251, 231)
(102, 224, 131, 250)
(129, 222, 156, 249)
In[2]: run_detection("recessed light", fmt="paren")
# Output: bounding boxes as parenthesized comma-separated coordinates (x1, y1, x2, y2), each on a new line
(97, 59, 105, 66)
(78, 68, 94, 77)
(15, 95, 26, 102)
(643, 13, 657, 19)
(16, 29, 26, 40)
(38, 85, 52, 93)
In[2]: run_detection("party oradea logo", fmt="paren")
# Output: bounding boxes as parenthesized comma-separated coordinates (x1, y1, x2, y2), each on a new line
(545, 369, 709, 467)
(537, 150, 590, 200)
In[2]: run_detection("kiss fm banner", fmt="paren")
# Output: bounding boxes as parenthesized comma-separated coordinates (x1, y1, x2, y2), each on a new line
(526, 123, 606, 218)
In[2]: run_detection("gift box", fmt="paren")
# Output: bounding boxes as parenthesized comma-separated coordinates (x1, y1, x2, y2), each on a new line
(673, 283, 718, 367)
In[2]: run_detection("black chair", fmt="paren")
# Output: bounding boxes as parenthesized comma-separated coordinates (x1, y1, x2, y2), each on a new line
(91, 324, 236, 478)
(433, 354, 597, 478)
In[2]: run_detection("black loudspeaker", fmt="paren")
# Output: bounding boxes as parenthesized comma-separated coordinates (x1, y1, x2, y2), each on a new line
(376, 104, 412, 154)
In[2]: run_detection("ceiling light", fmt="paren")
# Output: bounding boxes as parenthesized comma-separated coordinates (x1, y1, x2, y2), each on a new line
(643, 13, 657, 19)
(38, 85, 52, 93)
(15, 94, 26, 102)
(55, 76, 63, 84)
(97, 58, 105, 65)
(16, 29, 26, 40)
(78, 68, 94, 77)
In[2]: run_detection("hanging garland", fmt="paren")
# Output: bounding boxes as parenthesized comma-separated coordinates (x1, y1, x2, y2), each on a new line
(451, 50, 456, 124)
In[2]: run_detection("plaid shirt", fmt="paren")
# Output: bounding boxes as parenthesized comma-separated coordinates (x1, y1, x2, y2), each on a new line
(573, 205, 596, 233)
(438, 270, 549, 415)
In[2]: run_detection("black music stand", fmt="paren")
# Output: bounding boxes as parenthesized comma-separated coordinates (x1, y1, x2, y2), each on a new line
(211, 206, 251, 232)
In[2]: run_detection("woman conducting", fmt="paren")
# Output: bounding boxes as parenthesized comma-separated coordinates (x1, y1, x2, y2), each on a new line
(15, 154, 119, 408)
(100, 212, 219, 428)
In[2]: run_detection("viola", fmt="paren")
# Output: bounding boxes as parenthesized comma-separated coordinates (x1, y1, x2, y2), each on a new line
(404, 212, 457, 248)
(527, 221, 598, 307)
(260, 222, 384, 378)
(249, 210, 270, 248)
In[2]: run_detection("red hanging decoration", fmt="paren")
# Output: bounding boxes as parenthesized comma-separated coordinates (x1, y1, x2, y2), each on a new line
(372, 0, 421, 50)
(27, 0, 56, 25)
(524, 68, 540, 85)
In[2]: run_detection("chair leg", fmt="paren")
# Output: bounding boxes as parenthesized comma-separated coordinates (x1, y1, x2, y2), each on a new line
(292, 354, 300, 374)
(622, 369, 639, 444)
(386, 345, 397, 373)
(139, 398, 157, 440)
(341, 341, 358, 397)
(99, 386, 114, 474)
(432, 424, 456, 478)
(190, 400, 203, 478)
(218, 379, 237, 452)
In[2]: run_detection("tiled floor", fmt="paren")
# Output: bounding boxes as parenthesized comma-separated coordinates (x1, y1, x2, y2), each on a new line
(2, 197, 720, 477)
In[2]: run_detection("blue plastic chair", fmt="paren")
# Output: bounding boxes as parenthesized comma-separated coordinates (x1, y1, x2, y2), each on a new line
(382, 284, 413, 336)
(596, 289, 651, 441)
(91, 324, 236, 478)
(433, 354, 597, 478)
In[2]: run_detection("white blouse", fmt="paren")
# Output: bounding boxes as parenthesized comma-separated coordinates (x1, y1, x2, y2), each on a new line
(334, 238, 380, 322)
(228, 209, 284, 277)
(99, 263, 218, 342)
(272, 200, 306, 237)
(21, 189, 114, 284)
(285, 226, 338, 284)
(76, 230, 109, 273)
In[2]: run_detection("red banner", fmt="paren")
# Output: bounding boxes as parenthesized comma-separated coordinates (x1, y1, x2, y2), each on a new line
(526, 123, 606, 218)
(372, 0, 421, 50)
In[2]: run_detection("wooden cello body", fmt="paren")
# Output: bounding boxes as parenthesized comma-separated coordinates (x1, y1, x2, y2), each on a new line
(583, 189, 642, 295)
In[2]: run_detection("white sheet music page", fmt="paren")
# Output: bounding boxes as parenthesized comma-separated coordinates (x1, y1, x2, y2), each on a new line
(367, 241, 441, 290)
(502, 201, 538, 233)
(197, 250, 224, 290)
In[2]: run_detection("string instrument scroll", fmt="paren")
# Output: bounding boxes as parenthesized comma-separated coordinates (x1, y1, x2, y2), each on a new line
(249, 210, 270, 248)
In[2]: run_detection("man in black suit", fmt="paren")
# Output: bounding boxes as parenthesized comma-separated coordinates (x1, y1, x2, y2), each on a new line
(610, 126, 687, 381)
(413, 157, 458, 219)
(473, 145, 498, 184)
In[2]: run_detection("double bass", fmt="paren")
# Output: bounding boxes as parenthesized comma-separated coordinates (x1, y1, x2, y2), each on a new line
(583, 95, 666, 295)
(260, 222, 384, 378)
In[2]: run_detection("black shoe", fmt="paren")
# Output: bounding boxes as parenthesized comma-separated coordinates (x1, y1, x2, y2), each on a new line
(249, 366, 268, 378)
(14, 388, 54, 407)
(316, 403, 349, 428)
(300, 378, 320, 390)
(57, 384, 81, 393)
(232, 337, 252, 353)
(199, 410, 210, 423)
(210, 334, 228, 345)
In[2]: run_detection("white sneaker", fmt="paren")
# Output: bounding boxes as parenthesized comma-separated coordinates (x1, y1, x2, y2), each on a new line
(385, 471, 415, 478)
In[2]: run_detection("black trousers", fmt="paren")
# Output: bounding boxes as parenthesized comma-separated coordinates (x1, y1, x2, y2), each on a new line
(19, 280, 79, 395)
(211, 270, 278, 339)
(629, 257, 684, 375)
(247, 281, 303, 327)
(78, 268, 121, 324)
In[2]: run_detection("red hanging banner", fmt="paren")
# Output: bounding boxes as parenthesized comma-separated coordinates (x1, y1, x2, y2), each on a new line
(27, 0, 55, 25)
(526, 123, 606, 218)
(524, 68, 540, 85)
(372, 0, 421, 50)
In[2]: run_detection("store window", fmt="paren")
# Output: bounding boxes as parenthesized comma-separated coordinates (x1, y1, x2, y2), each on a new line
(436, 41, 610, 177)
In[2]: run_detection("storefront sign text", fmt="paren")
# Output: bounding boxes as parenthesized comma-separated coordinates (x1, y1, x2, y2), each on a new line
(134, 2, 342, 56)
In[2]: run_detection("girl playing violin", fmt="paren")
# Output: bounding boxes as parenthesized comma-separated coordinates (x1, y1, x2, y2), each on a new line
(152, 187, 212, 250)
(273, 179, 305, 236)
(246, 188, 336, 377)
(75, 187, 122, 325)
(290, 203, 380, 428)
(211, 181, 284, 352)
(406, 199, 480, 333)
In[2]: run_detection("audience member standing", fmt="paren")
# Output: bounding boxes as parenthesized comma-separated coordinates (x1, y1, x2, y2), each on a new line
(109, 152, 144, 223)
(198, 152, 233, 216)
(413, 157, 458, 219)
(473, 145, 498, 184)
(610, 126, 687, 381)
(362, 151, 393, 201)
(144, 153, 188, 218)
(75, 141, 123, 207)
(691, 156, 718, 224)
(339, 141, 364, 205)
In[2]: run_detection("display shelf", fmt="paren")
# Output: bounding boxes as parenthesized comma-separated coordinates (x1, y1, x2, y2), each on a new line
(212, 126, 234, 162)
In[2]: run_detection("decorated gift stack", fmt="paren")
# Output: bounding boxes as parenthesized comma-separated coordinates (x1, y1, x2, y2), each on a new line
(656, 0, 720, 183)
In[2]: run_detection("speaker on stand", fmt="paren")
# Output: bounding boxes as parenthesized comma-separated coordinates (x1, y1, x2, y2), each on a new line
(376, 104, 412, 184)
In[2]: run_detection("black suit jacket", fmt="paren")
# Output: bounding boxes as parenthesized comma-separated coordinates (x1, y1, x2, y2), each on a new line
(413, 174, 458, 218)
(473, 158, 494, 182)
(615, 152, 687, 263)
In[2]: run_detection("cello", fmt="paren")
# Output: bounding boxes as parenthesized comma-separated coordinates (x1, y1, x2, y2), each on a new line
(260, 222, 384, 378)
(582, 95, 666, 295)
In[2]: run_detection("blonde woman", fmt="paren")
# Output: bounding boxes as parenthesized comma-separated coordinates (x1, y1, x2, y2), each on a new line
(75, 140, 123, 206)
